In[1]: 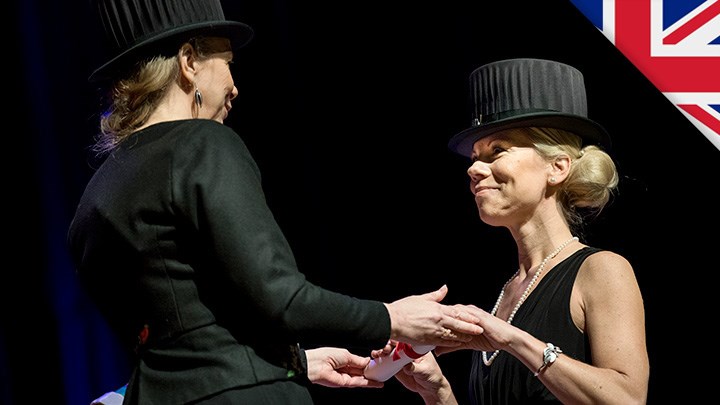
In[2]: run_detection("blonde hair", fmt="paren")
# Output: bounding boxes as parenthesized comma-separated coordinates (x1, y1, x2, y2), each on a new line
(524, 127, 619, 232)
(93, 37, 225, 155)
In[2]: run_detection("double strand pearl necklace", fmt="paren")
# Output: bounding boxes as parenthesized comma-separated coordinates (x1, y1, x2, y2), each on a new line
(482, 236, 579, 366)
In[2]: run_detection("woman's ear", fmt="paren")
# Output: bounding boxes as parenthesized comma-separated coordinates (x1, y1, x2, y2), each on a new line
(178, 43, 197, 87)
(549, 155, 571, 185)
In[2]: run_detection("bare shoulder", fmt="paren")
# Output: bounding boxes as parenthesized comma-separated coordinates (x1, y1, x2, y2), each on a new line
(576, 249, 641, 298)
(572, 249, 645, 336)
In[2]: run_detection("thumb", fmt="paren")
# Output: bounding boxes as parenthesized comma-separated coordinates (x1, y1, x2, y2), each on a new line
(345, 353, 372, 369)
(424, 284, 448, 303)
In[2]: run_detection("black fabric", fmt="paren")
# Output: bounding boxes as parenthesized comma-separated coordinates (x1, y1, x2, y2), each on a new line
(189, 379, 314, 404)
(68, 119, 391, 404)
(468, 247, 601, 405)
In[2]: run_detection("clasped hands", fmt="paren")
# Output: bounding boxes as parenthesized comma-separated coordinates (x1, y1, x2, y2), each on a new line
(308, 285, 498, 388)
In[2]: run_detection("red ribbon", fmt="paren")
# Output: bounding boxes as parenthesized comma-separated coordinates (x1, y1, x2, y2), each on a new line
(392, 342, 424, 361)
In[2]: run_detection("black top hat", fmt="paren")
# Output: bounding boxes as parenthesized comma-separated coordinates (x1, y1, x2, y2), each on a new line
(89, 0, 254, 83)
(448, 58, 611, 158)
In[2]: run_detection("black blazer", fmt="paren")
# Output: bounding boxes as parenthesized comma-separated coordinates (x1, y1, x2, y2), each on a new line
(68, 119, 390, 404)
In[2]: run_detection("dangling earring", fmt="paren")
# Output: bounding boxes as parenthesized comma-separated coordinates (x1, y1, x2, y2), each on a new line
(549, 177, 556, 184)
(194, 87, 203, 108)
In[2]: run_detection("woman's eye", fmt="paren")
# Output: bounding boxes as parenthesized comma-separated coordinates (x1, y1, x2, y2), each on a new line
(472, 145, 506, 162)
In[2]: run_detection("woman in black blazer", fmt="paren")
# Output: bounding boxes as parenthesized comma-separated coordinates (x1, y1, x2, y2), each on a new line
(69, 1, 484, 403)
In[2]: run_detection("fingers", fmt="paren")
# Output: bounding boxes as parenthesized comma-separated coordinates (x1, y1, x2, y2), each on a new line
(450, 305, 481, 324)
(444, 316, 483, 337)
(437, 327, 477, 344)
(433, 306, 485, 346)
(440, 305, 485, 337)
(433, 345, 463, 356)
(359, 379, 384, 388)
(440, 327, 457, 340)
(370, 341, 394, 359)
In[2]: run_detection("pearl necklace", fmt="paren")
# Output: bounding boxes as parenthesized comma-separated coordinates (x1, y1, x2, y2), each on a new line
(482, 236, 579, 366)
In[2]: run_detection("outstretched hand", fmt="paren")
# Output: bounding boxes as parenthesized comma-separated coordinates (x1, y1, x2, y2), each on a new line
(306, 347, 384, 388)
(384, 285, 484, 348)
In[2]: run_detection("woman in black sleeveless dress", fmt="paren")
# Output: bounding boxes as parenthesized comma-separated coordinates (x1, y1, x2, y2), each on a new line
(388, 58, 649, 404)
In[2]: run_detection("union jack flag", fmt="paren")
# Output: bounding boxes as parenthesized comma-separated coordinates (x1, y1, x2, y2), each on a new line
(571, 0, 720, 151)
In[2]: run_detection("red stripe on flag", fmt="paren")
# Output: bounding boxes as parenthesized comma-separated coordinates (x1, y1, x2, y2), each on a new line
(642, 58, 720, 91)
(614, 0, 720, 92)
(678, 104, 720, 135)
(615, 0, 650, 54)
(663, 1, 720, 45)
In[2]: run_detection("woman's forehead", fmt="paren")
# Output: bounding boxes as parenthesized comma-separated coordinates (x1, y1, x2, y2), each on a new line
(474, 130, 527, 148)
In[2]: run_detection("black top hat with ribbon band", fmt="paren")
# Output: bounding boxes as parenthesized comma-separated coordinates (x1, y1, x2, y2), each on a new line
(89, 0, 254, 83)
(448, 58, 611, 158)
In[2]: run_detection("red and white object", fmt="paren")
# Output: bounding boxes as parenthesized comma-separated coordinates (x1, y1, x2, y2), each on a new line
(363, 342, 435, 382)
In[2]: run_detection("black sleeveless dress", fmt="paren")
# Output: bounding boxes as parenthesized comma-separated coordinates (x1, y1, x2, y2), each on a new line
(468, 247, 601, 404)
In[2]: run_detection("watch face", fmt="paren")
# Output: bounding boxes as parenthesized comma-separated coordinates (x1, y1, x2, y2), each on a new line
(543, 343, 561, 365)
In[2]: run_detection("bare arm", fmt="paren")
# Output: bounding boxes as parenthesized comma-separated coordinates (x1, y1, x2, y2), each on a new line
(434, 252, 649, 404)
(532, 251, 649, 404)
(452, 252, 649, 404)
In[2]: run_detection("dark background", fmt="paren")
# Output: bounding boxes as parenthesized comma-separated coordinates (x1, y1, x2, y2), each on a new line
(5, 1, 718, 404)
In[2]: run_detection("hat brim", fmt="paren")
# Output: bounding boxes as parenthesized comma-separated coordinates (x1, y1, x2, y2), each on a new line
(89, 21, 254, 83)
(447, 112, 611, 158)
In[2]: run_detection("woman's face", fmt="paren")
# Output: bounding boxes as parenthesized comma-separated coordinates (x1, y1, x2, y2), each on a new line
(467, 130, 551, 227)
(194, 38, 238, 124)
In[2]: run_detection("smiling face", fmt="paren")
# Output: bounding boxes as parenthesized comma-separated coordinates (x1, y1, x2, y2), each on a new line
(467, 129, 553, 228)
(193, 37, 238, 123)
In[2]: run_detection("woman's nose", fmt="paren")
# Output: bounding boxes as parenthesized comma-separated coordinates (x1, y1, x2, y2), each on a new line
(467, 160, 489, 181)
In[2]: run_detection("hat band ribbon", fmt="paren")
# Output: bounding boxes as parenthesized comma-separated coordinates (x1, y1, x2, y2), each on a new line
(473, 108, 558, 127)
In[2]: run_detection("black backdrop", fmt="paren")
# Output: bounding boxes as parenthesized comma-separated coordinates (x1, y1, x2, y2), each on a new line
(5, 1, 719, 404)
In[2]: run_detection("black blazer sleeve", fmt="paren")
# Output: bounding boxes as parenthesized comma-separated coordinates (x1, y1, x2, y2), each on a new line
(171, 121, 390, 349)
